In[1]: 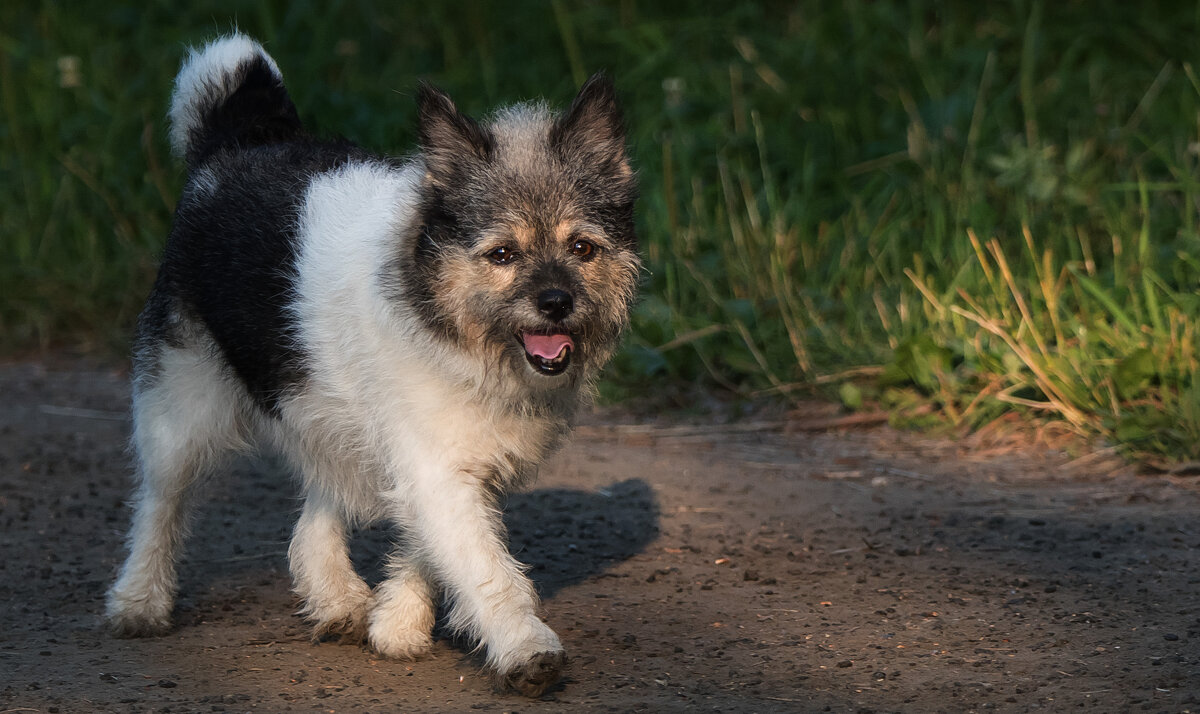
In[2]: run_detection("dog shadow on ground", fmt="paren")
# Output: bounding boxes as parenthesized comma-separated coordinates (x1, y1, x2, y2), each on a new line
(504, 478, 660, 598)
(181, 460, 660, 604)
(167, 470, 659, 664)
(344, 478, 661, 600)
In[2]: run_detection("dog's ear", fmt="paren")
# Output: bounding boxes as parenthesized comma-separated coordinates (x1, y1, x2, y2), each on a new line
(417, 82, 495, 187)
(550, 73, 632, 182)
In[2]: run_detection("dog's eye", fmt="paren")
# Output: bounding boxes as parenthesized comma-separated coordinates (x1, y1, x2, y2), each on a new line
(487, 246, 517, 265)
(569, 239, 597, 261)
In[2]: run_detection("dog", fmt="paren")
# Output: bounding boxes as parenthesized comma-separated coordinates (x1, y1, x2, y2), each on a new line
(104, 33, 639, 697)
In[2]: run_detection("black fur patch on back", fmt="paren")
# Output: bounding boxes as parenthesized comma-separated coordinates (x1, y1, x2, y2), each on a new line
(140, 138, 381, 414)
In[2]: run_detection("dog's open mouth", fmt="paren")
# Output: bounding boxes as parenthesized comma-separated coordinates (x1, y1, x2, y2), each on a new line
(520, 332, 574, 375)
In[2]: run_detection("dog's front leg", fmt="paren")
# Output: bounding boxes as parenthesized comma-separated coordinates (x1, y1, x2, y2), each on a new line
(367, 554, 437, 659)
(393, 459, 565, 697)
(289, 494, 373, 642)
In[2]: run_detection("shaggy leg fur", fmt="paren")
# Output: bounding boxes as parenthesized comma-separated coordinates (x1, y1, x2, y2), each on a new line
(397, 458, 566, 694)
(106, 345, 244, 635)
(106, 473, 193, 636)
(288, 495, 373, 642)
(368, 555, 437, 658)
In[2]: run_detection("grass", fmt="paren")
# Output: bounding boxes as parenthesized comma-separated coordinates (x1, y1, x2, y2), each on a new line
(2, 2, 1198, 463)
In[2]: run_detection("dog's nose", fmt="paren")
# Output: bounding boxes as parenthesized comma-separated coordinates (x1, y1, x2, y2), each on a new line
(537, 289, 574, 322)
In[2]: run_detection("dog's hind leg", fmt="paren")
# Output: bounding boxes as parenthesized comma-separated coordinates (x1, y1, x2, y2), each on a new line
(367, 553, 437, 659)
(288, 492, 373, 642)
(107, 345, 246, 636)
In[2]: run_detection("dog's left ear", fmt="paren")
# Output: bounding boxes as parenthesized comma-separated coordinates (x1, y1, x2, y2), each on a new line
(550, 73, 632, 182)
(417, 81, 495, 188)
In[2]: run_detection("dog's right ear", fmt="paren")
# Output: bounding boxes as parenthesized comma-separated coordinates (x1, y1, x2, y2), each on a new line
(417, 82, 495, 188)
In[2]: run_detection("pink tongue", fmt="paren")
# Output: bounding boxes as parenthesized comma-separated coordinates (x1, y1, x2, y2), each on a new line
(522, 333, 574, 359)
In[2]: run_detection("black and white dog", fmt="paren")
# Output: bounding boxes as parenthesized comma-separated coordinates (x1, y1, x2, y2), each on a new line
(106, 34, 639, 697)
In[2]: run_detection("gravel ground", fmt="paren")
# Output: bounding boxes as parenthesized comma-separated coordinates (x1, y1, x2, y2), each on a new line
(1, 360, 1198, 712)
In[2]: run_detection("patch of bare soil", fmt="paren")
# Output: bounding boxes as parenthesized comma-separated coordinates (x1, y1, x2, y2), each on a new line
(1, 360, 1198, 712)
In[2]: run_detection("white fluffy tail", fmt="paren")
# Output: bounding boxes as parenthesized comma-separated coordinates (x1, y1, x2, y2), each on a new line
(167, 33, 300, 164)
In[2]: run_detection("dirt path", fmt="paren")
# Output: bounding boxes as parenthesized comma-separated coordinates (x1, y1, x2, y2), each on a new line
(1, 360, 1198, 712)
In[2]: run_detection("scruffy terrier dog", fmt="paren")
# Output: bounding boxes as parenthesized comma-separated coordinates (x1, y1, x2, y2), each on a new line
(105, 34, 638, 696)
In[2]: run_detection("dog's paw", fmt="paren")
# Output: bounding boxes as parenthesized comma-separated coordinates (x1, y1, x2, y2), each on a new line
(366, 600, 434, 658)
(310, 610, 369, 645)
(106, 588, 174, 638)
(368, 626, 434, 660)
(107, 609, 173, 638)
(367, 571, 436, 659)
(106, 619, 172, 638)
(494, 650, 567, 697)
(300, 578, 373, 645)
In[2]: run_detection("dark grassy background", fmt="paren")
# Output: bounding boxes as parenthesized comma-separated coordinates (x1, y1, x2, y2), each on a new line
(3, 2, 1198, 461)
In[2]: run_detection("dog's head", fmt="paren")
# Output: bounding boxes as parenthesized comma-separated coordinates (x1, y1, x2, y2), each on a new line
(402, 74, 640, 387)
